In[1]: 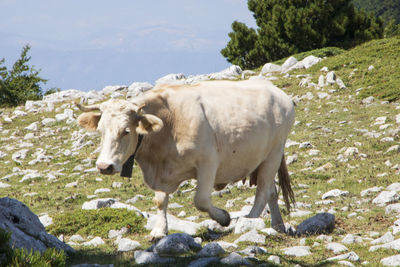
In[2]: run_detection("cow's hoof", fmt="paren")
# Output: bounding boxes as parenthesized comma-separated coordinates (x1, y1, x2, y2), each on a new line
(212, 208, 231, 227)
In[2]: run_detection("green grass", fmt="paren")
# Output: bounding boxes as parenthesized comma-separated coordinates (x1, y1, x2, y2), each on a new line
(47, 208, 145, 238)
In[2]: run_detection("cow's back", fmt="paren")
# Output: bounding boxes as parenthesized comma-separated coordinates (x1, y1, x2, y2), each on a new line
(136, 80, 294, 186)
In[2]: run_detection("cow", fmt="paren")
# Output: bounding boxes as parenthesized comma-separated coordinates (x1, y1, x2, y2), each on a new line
(76, 79, 295, 240)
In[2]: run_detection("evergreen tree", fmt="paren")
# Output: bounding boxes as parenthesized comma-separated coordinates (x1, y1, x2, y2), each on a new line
(353, 0, 400, 24)
(0, 45, 47, 106)
(222, 0, 384, 69)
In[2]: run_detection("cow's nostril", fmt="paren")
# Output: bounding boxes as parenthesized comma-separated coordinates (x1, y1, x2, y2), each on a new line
(97, 163, 114, 174)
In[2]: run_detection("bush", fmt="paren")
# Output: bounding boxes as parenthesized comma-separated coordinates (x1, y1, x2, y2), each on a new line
(0, 228, 66, 267)
(0, 45, 48, 107)
(47, 208, 145, 238)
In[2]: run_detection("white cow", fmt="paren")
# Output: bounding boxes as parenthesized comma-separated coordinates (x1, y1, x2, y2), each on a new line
(77, 80, 295, 239)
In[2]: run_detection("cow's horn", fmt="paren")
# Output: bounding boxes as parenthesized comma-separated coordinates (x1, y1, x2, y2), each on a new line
(74, 100, 100, 112)
(136, 104, 146, 114)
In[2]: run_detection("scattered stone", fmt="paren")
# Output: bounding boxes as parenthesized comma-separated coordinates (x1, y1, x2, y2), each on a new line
(234, 230, 265, 244)
(372, 191, 400, 206)
(386, 203, 400, 214)
(108, 227, 129, 239)
(220, 252, 250, 266)
(0, 197, 74, 253)
(0, 182, 11, 188)
(360, 186, 383, 197)
(327, 251, 360, 262)
(134, 250, 175, 264)
(322, 189, 349, 199)
(362, 96, 375, 105)
(153, 233, 202, 255)
(240, 245, 267, 256)
(115, 237, 141, 252)
(369, 239, 400, 252)
(295, 213, 335, 235)
(196, 242, 225, 257)
(371, 232, 394, 245)
(387, 183, 400, 192)
(381, 255, 400, 266)
(94, 188, 111, 194)
(342, 234, 363, 244)
(234, 217, 266, 234)
(268, 255, 281, 264)
(82, 237, 105, 247)
(261, 63, 282, 74)
(39, 214, 53, 227)
(260, 228, 278, 236)
(326, 242, 348, 254)
(69, 234, 85, 243)
(282, 246, 311, 257)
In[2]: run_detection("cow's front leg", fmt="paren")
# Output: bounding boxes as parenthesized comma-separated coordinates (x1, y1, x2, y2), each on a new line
(150, 191, 169, 241)
(195, 164, 231, 227)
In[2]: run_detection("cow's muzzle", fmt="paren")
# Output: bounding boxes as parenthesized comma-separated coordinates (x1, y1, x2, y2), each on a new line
(97, 162, 115, 175)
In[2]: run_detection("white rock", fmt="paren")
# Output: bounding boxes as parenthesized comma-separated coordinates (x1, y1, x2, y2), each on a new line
(372, 191, 399, 206)
(371, 232, 394, 245)
(326, 71, 336, 85)
(342, 234, 363, 244)
(268, 255, 281, 264)
(216, 241, 238, 250)
(326, 242, 348, 254)
(327, 251, 360, 262)
(282, 56, 298, 70)
(260, 228, 278, 236)
(82, 237, 105, 247)
(39, 214, 53, 227)
(322, 189, 349, 199)
(362, 96, 375, 105)
(126, 82, 153, 98)
(234, 217, 266, 234)
(387, 183, 400, 192)
(282, 246, 311, 257)
(386, 203, 400, 214)
(69, 234, 85, 243)
(168, 203, 183, 209)
(370, 239, 400, 252)
(234, 229, 265, 244)
(108, 227, 129, 239)
(155, 73, 185, 85)
(261, 63, 282, 74)
(65, 181, 78, 188)
(94, 188, 111, 194)
(12, 149, 29, 162)
(0, 182, 11, 188)
(115, 238, 141, 252)
(209, 65, 242, 80)
(338, 260, 355, 267)
(42, 118, 56, 126)
(381, 255, 400, 266)
(360, 186, 383, 197)
(302, 55, 322, 69)
(25, 122, 39, 131)
(343, 147, 358, 157)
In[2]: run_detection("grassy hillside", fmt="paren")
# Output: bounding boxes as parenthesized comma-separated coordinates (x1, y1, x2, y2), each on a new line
(1, 37, 400, 266)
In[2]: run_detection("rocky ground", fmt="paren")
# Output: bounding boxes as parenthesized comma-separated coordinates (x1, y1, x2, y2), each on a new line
(1, 45, 400, 266)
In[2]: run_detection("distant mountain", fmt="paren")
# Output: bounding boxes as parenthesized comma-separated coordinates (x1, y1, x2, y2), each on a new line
(353, 0, 400, 24)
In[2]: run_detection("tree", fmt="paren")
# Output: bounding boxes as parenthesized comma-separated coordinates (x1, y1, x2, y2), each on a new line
(222, 0, 384, 69)
(0, 45, 47, 106)
(353, 0, 400, 24)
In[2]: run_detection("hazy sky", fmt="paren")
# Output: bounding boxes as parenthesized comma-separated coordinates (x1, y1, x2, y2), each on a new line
(0, 0, 256, 91)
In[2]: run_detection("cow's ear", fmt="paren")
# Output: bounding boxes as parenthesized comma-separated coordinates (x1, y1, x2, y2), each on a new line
(136, 114, 163, 135)
(77, 112, 101, 131)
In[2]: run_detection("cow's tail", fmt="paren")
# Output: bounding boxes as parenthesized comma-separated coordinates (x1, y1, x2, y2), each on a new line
(278, 155, 295, 212)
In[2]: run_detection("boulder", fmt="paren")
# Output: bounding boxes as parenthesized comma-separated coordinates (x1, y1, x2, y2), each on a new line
(261, 63, 282, 74)
(0, 197, 73, 253)
(153, 233, 202, 255)
(233, 217, 265, 234)
(295, 213, 335, 236)
(146, 214, 201, 235)
(126, 82, 153, 98)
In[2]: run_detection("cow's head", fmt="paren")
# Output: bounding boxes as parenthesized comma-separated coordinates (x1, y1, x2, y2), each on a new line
(76, 99, 163, 175)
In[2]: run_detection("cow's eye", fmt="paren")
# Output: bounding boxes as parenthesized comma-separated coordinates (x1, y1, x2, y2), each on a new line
(122, 128, 130, 136)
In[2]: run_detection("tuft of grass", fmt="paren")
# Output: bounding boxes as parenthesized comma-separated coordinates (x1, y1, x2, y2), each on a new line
(47, 208, 145, 238)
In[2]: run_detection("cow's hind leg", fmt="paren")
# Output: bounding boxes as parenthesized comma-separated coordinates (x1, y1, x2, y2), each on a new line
(247, 147, 286, 232)
(195, 164, 231, 226)
(150, 191, 169, 241)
